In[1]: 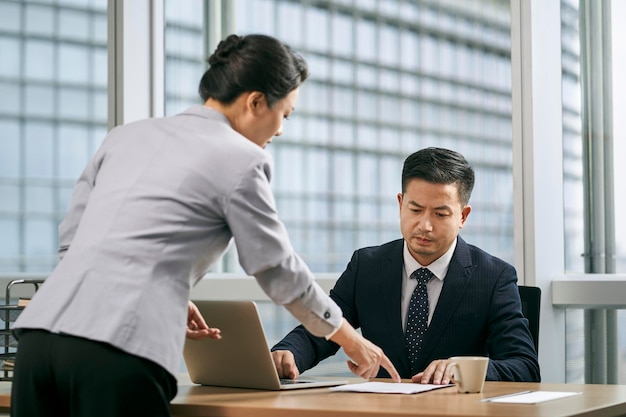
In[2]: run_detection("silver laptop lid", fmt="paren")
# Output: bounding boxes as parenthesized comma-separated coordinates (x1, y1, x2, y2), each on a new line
(183, 300, 347, 390)
(184, 300, 282, 390)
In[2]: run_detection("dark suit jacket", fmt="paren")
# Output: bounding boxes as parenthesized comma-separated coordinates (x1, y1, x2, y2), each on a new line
(272, 237, 541, 382)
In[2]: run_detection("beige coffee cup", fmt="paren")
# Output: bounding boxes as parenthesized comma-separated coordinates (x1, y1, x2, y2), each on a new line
(448, 356, 489, 393)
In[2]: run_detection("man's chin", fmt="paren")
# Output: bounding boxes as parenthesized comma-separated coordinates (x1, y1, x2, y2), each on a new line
(408, 246, 436, 263)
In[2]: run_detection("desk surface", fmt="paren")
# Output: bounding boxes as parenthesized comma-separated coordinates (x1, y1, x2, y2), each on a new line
(2, 379, 626, 417)
(169, 380, 626, 417)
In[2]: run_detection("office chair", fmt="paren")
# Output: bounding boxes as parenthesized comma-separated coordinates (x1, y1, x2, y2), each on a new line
(518, 285, 541, 354)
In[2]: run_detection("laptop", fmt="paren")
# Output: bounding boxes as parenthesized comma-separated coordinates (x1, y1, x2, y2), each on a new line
(183, 300, 348, 390)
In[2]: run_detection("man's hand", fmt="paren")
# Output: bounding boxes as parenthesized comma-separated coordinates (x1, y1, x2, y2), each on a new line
(186, 301, 221, 340)
(271, 350, 299, 379)
(330, 319, 401, 382)
(411, 359, 453, 384)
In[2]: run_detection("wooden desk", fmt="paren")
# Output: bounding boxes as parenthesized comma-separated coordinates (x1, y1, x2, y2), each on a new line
(2, 380, 626, 417)
(170, 380, 626, 417)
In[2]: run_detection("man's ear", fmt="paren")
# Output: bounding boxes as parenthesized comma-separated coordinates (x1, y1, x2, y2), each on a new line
(459, 205, 472, 228)
(246, 91, 266, 114)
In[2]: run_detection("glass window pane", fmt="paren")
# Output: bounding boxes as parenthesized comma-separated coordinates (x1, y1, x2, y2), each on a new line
(357, 124, 377, 150)
(305, 150, 328, 194)
(164, 28, 203, 57)
(379, 127, 400, 152)
(333, 200, 355, 223)
(59, 0, 90, 6)
(356, 20, 376, 61)
(305, 7, 328, 52)
(309, 116, 329, 144)
(238, 0, 275, 34)
(0, 185, 19, 212)
(332, 152, 354, 196)
(58, 44, 90, 84)
(276, 147, 303, 193)
(0, 120, 20, 178)
(0, 220, 19, 258)
(331, 60, 353, 84)
(331, 86, 353, 118)
(25, 40, 55, 81)
(25, 123, 54, 179)
(57, 185, 74, 214)
(380, 95, 399, 126)
(25, 186, 54, 214)
(0, 2, 20, 32)
(356, 91, 377, 120)
(24, 219, 54, 255)
(93, 48, 108, 87)
(356, 64, 377, 89)
(277, 2, 302, 46)
(400, 31, 418, 70)
(59, 10, 90, 40)
(24, 219, 56, 272)
(93, 13, 108, 43)
(0, 37, 20, 77)
(357, 155, 377, 197)
(331, 121, 353, 147)
(59, 88, 90, 120)
(331, 12, 353, 56)
(379, 24, 398, 66)
(25, 4, 54, 36)
(24, 84, 57, 117)
(0, 82, 20, 115)
(58, 124, 90, 179)
(92, 90, 107, 122)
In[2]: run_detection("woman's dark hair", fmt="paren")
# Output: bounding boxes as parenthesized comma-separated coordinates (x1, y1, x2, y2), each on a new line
(401, 147, 475, 206)
(198, 34, 309, 107)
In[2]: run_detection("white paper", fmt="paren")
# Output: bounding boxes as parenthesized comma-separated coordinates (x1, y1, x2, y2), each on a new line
(483, 391, 582, 404)
(329, 382, 453, 394)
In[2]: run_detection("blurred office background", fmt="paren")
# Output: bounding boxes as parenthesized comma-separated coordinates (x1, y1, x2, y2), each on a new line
(0, 0, 624, 383)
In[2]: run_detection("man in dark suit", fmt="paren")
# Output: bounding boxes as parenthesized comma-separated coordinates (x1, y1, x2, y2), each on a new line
(271, 147, 540, 384)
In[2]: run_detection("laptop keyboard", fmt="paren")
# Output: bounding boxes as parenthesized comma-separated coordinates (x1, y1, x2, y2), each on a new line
(280, 378, 310, 385)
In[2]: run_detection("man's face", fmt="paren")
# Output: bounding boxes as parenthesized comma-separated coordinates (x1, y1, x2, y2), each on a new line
(398, 178, 471, 266)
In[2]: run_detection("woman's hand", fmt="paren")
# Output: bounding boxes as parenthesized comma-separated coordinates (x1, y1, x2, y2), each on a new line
(329, 319, 401, 382)
(186, 301, 221, 340)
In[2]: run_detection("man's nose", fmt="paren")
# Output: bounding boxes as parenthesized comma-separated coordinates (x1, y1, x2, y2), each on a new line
(418, 217, 433, 231)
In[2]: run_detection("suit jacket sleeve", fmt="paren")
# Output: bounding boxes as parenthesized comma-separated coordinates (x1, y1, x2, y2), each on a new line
(225, 158, 342, 338)
(270, 250, 363, 373)
(483, 263, 541, 381)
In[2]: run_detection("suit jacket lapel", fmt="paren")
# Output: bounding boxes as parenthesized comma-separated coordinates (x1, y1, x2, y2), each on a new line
(379, 240, 412, 376)
(417, 236, 476, 369)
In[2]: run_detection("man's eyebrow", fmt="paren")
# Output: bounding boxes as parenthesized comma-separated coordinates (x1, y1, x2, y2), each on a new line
(407, 200, 452, 211)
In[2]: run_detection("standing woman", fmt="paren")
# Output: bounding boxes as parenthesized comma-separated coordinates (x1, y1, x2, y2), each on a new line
(10, 34, 399, 417)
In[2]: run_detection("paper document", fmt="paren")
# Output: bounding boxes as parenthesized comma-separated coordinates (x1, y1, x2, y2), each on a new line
(329, 382, 453, 394)
(482, 390, 582, 404)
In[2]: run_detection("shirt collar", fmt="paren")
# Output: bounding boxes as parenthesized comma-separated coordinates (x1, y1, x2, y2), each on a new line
(403, 237, 457, 281)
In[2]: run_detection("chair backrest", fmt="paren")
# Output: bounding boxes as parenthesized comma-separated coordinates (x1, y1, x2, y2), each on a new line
(518, 285, 541, 354)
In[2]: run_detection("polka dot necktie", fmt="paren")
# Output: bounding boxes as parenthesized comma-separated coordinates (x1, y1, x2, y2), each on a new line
(405, 267, 433, 373)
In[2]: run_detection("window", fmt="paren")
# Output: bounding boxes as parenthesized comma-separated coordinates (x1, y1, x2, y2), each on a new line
(0, 0, 108, 272)
(561, 0, 626, 384)
(164, 0, 515, 376)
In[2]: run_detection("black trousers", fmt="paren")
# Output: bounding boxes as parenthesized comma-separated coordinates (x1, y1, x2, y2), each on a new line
(11, 330, 177, 417)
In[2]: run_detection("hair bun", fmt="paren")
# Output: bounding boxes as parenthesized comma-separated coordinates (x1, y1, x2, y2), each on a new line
(208, 34, 243, 66)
